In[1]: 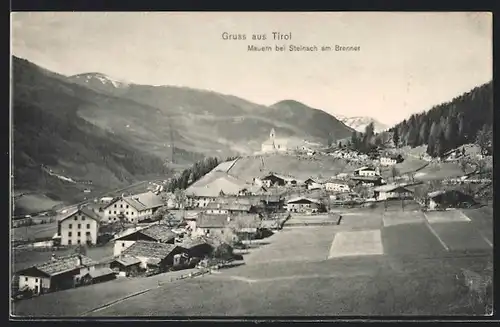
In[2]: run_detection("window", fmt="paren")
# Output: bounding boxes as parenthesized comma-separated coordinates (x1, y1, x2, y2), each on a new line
(68, 232, 72, 237)
(122, 242, 125, 247)
(74, 216, 78, 221)
(82, 216, 86, 221)
(25, 277, 28, 282)
(86, 231, 91, 236)
(126, 205, 129, 208)
(86, 224, 90, 229)
(69, 224, 72, 228)
(108, 210, 111, 214)
(77, 240, 81, 244)
(68, 240, 72, 245)
(114, 211, 116, 214)
(77, 232, 81, 236)
(78, 224, 81, 229)
(120, 204, 123, 208)
(131, 212, 134, 215)
(126, 211, 128, 215)
(114, 204, 117, 208)
(35, 278, 38, 282)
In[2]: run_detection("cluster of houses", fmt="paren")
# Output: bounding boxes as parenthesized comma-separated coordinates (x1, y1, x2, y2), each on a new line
(14, 146, 482, 299)
(328, 148, 404, 167)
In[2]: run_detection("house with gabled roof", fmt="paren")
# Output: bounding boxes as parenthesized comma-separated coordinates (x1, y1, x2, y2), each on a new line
(121, 241, 188, 272)
(102, 191, 164, 224)
(373, 184, 414, 201)
(324, 178, 351, 193)
(113, 223, 176, 257)
(286, 197, 324, 213)
(15, 254, 97, 295)
(56, 205, 102, 246)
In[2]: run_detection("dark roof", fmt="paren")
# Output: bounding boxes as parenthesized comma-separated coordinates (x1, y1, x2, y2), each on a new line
(19, 254, 97, 277)
(112, 256, 142, 267)
(139, 224, 176, 242)
(122, 241, 182, 261)
(286, 197, 321, 204)
(179, 238, 213, 249)
(373, 184, 413, 193)
(114, 224, 176, 242)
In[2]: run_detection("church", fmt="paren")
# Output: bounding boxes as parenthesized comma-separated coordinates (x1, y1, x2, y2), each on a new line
(261, 128, 288, 153)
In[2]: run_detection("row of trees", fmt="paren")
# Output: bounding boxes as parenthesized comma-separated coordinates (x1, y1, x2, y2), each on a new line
(389, 81, 493, 158)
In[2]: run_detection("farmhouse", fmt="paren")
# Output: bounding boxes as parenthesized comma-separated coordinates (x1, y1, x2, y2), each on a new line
(109, 256, 143, 277)
(76, 267, 116, 286)
(192, 214, 231, 239)
(261, 128, 288, 153)
(238, 184, 268, 196)
(380, 154, 404, 166)
(113, 224, 176, 257)
(324, 179, 351, 193)
(205, 199, 257, 215)
(260, 195, 286, 212)
(15, 254, 97, 295)
(261, 173, 298, 187)
(353, 166, 380, 177)
(286, 197, 324, 213)
(121, 241, 188, 272)
(102, 192, 164, 224)
(179, 237, 214, 259)
(304, 178, 325, 190)
(56, 206, 101, 246)
(426, 190, 477, 210)
(373, 184, 414, 201)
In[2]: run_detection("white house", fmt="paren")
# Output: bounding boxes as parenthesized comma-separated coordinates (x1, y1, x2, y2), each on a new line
(286, 197, 323, 213)
(380, 154, 403, 166)
(102, 192, 164, 224)
(354, 166, 380, 177)
(373, 184, 414, 201)
(304, 178, 325, 190)
(56, 206, 101, 246)
(261, 128, 288, 153)
(16, 254, 97, 295)
(324, 179, 351, 193)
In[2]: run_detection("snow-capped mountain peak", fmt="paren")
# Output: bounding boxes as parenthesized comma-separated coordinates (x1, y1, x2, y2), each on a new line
(335, 114, 389, 133)
(69, 72, 130, 88)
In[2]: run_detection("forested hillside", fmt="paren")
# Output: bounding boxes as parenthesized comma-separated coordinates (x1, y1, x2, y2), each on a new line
(389, 82, 493, 157)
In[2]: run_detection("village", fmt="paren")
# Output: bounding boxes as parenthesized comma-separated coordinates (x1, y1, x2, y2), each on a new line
(10, 127, 493, 313)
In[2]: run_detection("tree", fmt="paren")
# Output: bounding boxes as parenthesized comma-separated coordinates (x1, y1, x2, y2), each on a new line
(351, 131, 359, 150)
(476, 124, 493, 156)
(152, 206, 169, 222)
(174, 189, 187, 218)
(419, 121, 428, 145)
(392, 128, 400, 148)
(444, 116, 458, 152)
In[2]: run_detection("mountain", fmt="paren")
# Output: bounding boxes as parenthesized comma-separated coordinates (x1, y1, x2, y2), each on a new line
(12, 56, 354, 209)
(388, 81, 493, 157)
(335, 115, 388, 133)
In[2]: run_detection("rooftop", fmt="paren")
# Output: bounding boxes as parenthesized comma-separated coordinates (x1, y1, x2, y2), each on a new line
(123, 192, 164, 211)
(186, 174, 249, 198)
(121, 241, 181, 261)
(373, 184, 413, 193)
(196, 214, 230, 228)
(287, 197, 322, 204)
(20, 254, 97, 277)
(112, 256, 142, 267)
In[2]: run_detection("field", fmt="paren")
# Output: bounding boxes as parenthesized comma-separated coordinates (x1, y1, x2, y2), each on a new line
(414, 162, 471, 181)
(227, 153, 364, 182)
(12, 205, 493, 317)
(11, 222, 58, 242)
(13, 193, 64, 216)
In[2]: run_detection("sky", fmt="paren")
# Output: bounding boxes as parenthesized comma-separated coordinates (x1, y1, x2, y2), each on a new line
(11, 12, 492, 125)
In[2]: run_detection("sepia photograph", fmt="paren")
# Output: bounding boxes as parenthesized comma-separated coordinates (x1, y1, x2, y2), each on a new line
(10, 12, 493, 318)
